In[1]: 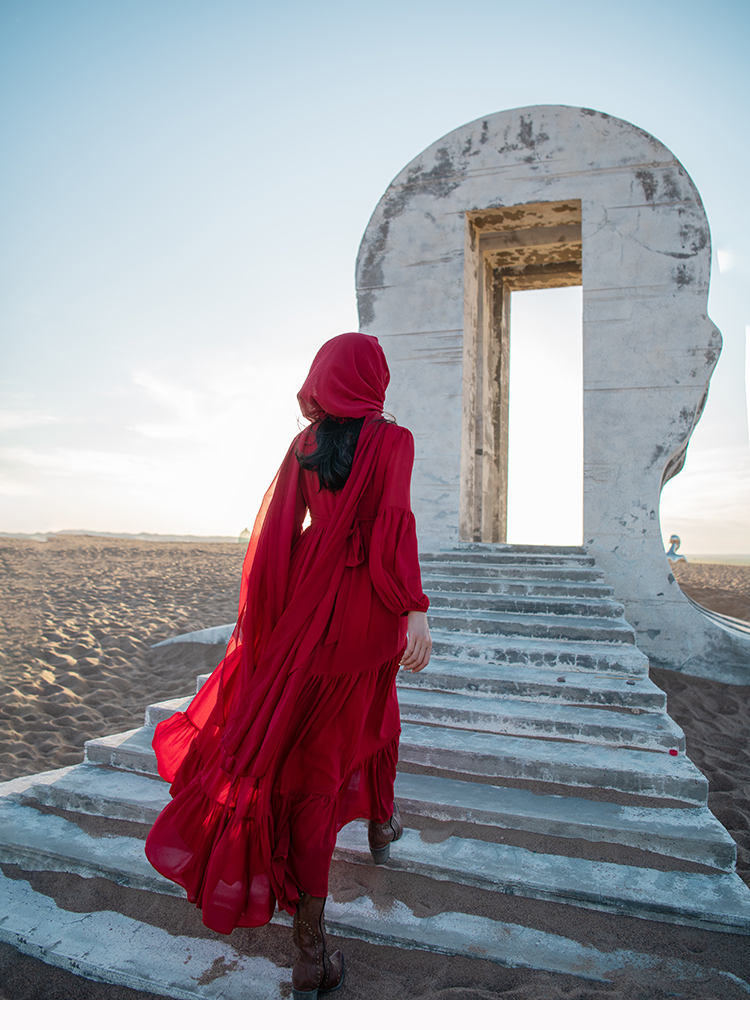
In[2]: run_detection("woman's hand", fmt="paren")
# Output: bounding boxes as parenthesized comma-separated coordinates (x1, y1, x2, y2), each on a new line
(400, 611, 432, 673)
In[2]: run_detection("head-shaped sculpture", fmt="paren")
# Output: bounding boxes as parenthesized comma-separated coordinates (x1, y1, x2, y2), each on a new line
(355, 105, 747, 682)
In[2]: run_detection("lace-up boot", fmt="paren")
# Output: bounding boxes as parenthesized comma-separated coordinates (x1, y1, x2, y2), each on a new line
(291, 893, 345, 1000)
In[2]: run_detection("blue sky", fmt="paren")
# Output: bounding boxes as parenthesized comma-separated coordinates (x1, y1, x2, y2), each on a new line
(1, 0, 749, 552)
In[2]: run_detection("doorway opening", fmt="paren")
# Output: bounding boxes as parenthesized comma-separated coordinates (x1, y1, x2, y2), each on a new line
(460, 199, 583, 544)
(506, 286, 582, 544)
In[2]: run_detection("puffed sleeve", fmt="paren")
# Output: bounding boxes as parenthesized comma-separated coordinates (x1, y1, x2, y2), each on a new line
(369, 427, 430, 616)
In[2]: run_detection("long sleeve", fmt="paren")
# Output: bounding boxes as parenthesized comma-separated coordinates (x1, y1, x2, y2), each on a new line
(369, 427, 429, 616)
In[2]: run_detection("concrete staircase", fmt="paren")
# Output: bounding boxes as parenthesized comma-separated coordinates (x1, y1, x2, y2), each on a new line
(2, 543, 750, 999)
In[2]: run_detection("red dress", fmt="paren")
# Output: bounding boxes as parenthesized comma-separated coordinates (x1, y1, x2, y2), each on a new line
(145, 418, 428, 934)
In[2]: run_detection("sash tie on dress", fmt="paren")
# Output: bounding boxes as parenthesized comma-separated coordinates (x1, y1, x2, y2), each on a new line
(316, 516, 376, 646)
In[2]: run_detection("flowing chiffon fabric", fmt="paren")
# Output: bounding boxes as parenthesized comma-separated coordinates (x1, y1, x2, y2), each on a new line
(145, 401, 428, 934)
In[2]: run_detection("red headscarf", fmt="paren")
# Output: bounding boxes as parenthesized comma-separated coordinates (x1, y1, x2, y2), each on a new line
(297, 333, 389, 420)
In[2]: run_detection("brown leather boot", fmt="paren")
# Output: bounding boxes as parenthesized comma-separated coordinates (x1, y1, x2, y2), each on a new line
(291, 893, 345, 1000)
(368, 800, 403, 865)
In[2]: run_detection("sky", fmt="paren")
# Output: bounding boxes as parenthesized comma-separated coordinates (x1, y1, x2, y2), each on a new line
(1, 0, 749, 553)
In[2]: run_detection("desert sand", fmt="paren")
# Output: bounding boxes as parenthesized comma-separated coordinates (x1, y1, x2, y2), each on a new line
(0, 536, 749, 1000)
(0, 535, 244, 781)
(671, 558, 750, 623)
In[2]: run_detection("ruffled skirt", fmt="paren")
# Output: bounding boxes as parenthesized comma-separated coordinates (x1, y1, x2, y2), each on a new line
(145, 653, 401, 934)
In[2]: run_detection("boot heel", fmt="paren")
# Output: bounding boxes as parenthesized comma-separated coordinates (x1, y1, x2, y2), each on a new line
(292, 987, 319, 1000)
(369, 842, 390, 865)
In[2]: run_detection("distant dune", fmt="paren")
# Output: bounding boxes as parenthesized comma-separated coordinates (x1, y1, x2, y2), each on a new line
(687, 555, 750, 566)
(0, 529, 242, 544)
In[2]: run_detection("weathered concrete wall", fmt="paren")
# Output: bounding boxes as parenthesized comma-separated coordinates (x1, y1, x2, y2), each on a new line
(356, 105, 750, 685)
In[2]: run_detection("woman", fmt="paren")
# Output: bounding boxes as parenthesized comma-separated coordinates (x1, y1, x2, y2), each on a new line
(145, 332, 431, 999)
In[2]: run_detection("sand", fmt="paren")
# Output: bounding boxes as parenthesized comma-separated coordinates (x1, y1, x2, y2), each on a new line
(0, 536, 244, 781)
(672, 559, 750, 624)
(1, 536, 749, 1000)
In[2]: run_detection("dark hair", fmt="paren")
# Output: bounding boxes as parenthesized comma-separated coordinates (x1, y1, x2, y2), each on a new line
(296, 417, 366, 491)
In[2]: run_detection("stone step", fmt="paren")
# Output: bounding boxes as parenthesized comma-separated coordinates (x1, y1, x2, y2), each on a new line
(8, 763, 171, 824)
(0, 868, 287, 1000)
(399, 657, 666, 709)
(427, 589, 626, 618)
(429, 629, 650, 677)
(153, 671, 667, 735)
(0, 796, 172, 893)
(1, 799, 747, 936)
(85, 725, 160, 778)
(398, 723, 708, 803)
(424, 544, 589, 556)
(420, 561, 604, 582)
(5, 867, 747, 995)
(419, 550, 595, 566)
(152, 624, 234, 649)
(144, 694, 192, 727)
(82, 717, 706, 803)
(393, 771, 735, 871)
(427, 608, 636, 645)
(5, 759, 731, 871)
(421, 574, 614, 599)
(333, 824, 750, 935)
(397, 688, 684, 752)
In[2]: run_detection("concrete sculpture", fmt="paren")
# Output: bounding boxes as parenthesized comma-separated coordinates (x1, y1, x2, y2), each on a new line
(666, 535, 688, 564)
(356, 105, 750, 683)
